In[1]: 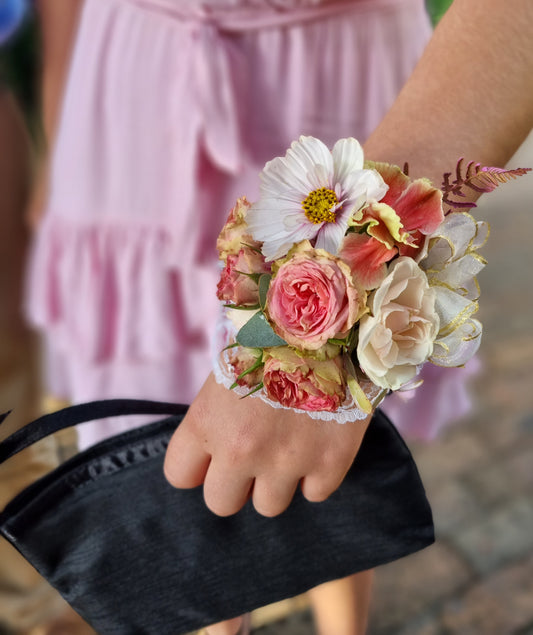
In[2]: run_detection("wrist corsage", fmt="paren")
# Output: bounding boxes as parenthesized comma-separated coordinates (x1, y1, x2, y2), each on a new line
(214, 136, 529, 421)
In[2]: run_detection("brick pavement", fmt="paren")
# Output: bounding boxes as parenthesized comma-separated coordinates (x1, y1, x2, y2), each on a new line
(251, 135, 533, 635)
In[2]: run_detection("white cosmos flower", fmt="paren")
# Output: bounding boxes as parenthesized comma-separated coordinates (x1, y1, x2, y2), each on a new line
(247, 136, 388, 261)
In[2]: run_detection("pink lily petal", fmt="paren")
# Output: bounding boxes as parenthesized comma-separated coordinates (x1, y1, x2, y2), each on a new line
(398, 231, 424, 258)
(354, 203, 410, 250)
(366, 219, 398, 250)
(339, 233, 397, 290)
(369, 162, 410, 207)
(394, 179, 444, 234)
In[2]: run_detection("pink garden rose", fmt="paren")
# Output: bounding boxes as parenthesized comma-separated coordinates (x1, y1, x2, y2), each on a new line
(263, 348, 346, 412)
(266, 241, 366, 350)
(216, 197, 262, 261)
(217, 246, 270, 306)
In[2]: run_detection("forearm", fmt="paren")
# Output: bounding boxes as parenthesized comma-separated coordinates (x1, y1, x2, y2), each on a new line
(28, 0, 84, 227)
(36, 0, 84, 146)
(365, 0, 533, 185)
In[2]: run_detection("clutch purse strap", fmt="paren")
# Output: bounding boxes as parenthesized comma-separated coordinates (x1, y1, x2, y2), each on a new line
(0, 400, 188, 465)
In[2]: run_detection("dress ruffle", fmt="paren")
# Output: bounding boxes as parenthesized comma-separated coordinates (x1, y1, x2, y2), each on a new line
(26, 214, 221, 365)
(381, 357, 481, 441)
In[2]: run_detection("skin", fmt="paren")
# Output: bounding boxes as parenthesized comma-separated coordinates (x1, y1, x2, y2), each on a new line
(164, 373, 370, 518)
(364, 0, 533, 181)
(308, 570, 375, 635)
(27, 0, 84, 229)
(0, 90, 31, 336)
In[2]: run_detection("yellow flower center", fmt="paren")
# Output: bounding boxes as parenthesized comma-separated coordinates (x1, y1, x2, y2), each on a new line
(302, 188, 339, 224)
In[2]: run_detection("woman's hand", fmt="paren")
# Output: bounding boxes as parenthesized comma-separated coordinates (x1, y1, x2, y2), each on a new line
(164, 373, 370, 517)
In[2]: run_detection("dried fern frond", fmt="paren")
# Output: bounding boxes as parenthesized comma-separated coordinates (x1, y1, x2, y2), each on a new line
(442, 158, 530, 211)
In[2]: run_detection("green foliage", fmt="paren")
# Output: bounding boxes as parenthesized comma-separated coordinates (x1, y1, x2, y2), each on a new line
(0, 10, 41, 139)
(258, 274, 271, 311)
(425, 0, 453, 26)
(236, 312, 286, 348)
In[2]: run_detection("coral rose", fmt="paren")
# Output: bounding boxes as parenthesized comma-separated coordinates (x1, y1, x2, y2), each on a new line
(216, 197, 262, 261)
(357, 257, 439, 390)
(266, 241, 366, 351)
(263, 348, 346, 412)
(228, 346, 263, 388)
(217, 246, 270, 306)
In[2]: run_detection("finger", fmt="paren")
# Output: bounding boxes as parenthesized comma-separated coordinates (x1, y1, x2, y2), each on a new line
(204, 616, 244, 635)
(252, 474, 300, 517)
(203, 461, 254, 517)
(163, 424, 211, 489)
(300, 469, 348, 503)
(300, 427, 366, 503)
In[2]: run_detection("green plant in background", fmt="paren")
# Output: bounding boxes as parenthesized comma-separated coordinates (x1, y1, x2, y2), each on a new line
(426, 0, 453, 26)
(0, 10, 41, 140)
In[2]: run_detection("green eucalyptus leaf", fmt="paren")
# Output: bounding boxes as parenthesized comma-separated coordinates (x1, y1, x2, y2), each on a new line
(236, 311, 286, 348)
(258, 274, 271, 312)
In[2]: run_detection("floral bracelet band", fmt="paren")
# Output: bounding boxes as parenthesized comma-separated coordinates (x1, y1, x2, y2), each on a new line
(213, 136, 529, 421)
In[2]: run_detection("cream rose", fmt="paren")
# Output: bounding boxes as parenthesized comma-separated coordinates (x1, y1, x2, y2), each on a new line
(357, 257, 439, 390)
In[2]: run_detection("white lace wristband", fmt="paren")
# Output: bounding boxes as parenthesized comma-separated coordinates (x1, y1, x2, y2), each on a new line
(213, 314, 381, 423)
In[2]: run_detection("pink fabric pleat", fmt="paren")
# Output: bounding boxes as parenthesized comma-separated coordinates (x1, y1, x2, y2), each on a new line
(25, 0, 458, 448)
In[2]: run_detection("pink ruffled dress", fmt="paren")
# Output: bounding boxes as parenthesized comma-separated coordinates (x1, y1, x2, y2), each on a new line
(27, 0, 471, 448)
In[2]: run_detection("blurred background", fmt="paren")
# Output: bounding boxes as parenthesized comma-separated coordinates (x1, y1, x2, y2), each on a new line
(0, 0, 532, 634)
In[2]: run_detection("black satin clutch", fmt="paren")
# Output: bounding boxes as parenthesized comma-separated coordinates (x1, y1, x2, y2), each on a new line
(0, 400, 434, 635)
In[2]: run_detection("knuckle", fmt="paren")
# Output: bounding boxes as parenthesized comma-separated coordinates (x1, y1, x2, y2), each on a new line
(185, 402, 208, 438)
(225, 433, 260, 467)
(316, 445, 355, 479)
(224, 444, 249, 468)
